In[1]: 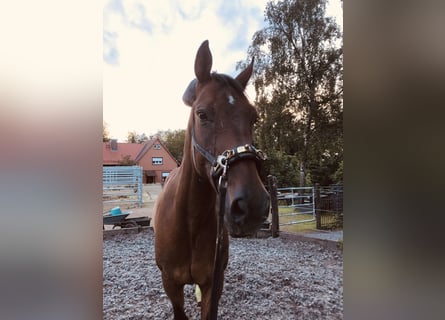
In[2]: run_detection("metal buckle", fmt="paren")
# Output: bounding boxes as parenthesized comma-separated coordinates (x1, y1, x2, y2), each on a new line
(212, 145, 267, 189)
(216, 155, 228, 189)
(216, 154, 228, 177)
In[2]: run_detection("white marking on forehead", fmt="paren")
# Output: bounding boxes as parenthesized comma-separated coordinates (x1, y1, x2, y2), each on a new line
(228, 94, 235, 105)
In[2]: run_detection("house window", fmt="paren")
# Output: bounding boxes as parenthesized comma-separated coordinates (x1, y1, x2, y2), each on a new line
(152, 157, 163, 165)
(153, 144, 161, 150)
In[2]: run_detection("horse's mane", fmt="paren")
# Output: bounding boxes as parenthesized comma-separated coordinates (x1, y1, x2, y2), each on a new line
(211, 72, 246, 97)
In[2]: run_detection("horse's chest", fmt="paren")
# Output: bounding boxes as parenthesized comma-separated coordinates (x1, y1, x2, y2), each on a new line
(162, 248, 214, 285)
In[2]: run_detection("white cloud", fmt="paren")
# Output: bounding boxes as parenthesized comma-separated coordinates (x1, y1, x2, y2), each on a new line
(103, 0, 342, 141)
(176, 0, 205, 20)
(103, 0, 261, 140)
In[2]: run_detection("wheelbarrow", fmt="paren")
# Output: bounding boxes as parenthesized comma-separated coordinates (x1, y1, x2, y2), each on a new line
(103, 207, 151, 229)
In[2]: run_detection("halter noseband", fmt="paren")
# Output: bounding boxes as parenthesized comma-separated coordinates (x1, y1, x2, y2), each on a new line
(191, 127, 267, 188)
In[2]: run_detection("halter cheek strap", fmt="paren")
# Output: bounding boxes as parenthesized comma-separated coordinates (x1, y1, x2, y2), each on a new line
(191, 127, 217, 165)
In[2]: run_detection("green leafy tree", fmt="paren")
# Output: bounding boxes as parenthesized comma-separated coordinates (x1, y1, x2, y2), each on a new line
(127, 131, 149, 144)
(240, 0, 343, 186)
(103, 122, 110, 142)
(153, 129, 186, 163)
(118, 154, 134, 166)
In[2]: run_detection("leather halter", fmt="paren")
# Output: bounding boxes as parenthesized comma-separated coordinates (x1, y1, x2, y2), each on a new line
(191, 126, 267, 190)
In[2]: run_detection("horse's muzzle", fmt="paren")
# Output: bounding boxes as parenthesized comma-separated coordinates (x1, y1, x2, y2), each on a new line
(226, 191, 270, 237)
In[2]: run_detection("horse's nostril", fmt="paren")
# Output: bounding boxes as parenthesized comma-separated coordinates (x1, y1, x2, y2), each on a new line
(230, 198, 248, 222)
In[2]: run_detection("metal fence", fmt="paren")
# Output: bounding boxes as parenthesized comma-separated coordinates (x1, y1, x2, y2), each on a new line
(103, 166, 143, 207)
(315, 184, 343, 230)
(265, 176, 344, 236)
(277, 186, 315, 226)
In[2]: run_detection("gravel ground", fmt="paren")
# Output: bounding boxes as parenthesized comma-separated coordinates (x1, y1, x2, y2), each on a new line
(103, 229, 343, 319)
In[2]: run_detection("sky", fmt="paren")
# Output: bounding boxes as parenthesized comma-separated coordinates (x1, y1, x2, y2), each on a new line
(103, 0, 343, 142)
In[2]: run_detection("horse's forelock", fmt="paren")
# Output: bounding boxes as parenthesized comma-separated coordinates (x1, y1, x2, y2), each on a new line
(210, 73, 246, 97)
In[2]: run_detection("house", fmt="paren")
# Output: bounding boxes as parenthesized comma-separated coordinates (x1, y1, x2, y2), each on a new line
(103, 138, 179, 184)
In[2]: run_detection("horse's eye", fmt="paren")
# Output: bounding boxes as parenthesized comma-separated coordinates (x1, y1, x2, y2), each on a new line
(197, 111, 208, 121)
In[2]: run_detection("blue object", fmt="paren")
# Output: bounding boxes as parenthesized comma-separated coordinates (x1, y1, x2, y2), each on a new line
(110, 207, 122, 216)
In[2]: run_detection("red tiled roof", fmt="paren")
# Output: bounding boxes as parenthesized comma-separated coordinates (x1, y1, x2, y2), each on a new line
(133, 139, 155, 163)
(103, 138, 179, 166)
(103, 141, 149, 165)
(134, 138, 179, 164)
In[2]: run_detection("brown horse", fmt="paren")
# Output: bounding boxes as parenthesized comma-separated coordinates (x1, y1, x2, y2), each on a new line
(153, 40, 270, 320)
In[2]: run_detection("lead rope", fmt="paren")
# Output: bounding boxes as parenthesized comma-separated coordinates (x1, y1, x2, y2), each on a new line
(190, 127, 266, 319)
(209, 157, 228, 319)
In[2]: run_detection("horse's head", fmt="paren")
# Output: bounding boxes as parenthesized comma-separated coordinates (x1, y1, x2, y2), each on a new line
(182, 40, 270, 237)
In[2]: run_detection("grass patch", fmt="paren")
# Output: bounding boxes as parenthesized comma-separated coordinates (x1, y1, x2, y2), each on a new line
(278, 206, 317, 233)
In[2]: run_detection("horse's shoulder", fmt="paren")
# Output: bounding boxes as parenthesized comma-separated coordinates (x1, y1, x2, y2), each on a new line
(158, 167, 183, 205)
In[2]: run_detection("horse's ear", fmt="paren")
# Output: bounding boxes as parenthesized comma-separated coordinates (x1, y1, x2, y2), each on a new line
(194, 40, 212, 83)
(182, 79, 197, 107)
(235, 58, 254, 90)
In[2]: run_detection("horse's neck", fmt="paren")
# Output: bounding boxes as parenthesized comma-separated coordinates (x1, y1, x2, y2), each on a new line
(179, 136, 217, 219)
(181, 156, 215, 202)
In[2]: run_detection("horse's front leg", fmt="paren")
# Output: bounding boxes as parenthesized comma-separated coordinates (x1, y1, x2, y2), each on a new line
(199, 274, 225, 320)
(161, 275, 188, 320)
(200, 234, 229, 319)
(198, 282, 214, 320)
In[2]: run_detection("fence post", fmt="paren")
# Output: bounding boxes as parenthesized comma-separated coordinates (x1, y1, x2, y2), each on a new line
(135, 166, 143, 207)
(315, 183, 321, 229)
(268, 175, 279, 238)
